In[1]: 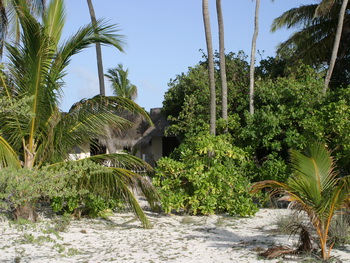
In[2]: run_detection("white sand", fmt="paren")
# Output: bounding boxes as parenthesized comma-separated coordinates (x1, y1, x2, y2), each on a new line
(0, 208, 349, 263)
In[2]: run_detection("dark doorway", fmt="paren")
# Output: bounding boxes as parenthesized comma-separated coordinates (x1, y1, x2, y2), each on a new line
(162, 137, 179, 157)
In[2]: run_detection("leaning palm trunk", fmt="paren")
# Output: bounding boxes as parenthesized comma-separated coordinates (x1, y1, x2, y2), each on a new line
(216, 0, 227, 122)
(86, 0, 106, 96)
(249, 0, 260, 115)
(251, 143, 350, 260)
(202, 0, 216, 135)
(323, 0, 348, 93)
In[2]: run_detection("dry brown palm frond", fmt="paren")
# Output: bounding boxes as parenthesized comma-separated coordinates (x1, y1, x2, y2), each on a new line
(258, 245, 295, 259)
(289, 223, 314, 253)
(259, 223, 314, 259)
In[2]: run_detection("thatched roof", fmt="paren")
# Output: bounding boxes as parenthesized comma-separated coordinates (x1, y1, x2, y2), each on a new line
(100, 108, 169, 150)
(134, 108, 169, 147)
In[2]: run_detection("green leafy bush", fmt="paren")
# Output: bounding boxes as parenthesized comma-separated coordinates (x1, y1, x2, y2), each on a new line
(0, 159, 119, 218)
(51, 194, 123, 218)
(153, 133, 257, 216)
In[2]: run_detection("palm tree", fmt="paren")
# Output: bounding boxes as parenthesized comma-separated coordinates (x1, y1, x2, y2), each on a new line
(251, 143, 350, 260)
(216, 0, 227, 122)
(0, 0, 156, 228)
(271, 1, 350, 90)
(318, 0, 349, 93)
(202, 0, 216, 135)
(86, 0, 109, 96)
(105, 64, 138, 101)
(249, 0, 260, 115)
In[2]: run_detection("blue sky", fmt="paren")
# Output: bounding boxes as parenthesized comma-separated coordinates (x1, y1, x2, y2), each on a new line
(59, 0, 316, 112)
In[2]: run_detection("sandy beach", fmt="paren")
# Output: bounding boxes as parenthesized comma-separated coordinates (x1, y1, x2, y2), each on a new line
(0, 208, 349, 263)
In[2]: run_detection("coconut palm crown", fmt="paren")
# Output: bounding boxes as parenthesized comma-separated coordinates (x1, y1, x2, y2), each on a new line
(271, 1, 350, 71)
(105, 64, 138, 101)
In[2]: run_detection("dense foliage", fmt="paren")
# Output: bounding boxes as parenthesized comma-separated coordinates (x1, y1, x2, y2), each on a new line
(153, 133, 258, 216)
(163, 52, 249, 139)
(162, 53, 350, 183)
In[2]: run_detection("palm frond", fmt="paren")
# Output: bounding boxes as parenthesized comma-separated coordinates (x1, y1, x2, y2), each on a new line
(37, 107, 131, 165)
(290, 143, 338, 207)
(106, 96, 152, 125)
(0, 135, 21, 169)
(87, 153, 159, 213)
(272, 1, 349, 68)
(0, 0, 8, 56)
(250, 179, 291, 196)
(107, 169, 151, 228)
(271, 4, 318, 32)
(70, 95, 152, 126)
(47, 158, 155, 228)
(43, 0, 65, 47)
(315, 0, 337, 17)
(326, 176, 350, 216)
(87, 153, 153, 172)
(9, 0, 57, 149)
(276, 18, 337, 65)
(50, 19, 125, 82)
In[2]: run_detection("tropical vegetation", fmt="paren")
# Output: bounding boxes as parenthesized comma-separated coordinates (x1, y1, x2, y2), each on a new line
(0, 0, 349, 260)
(157, 0, 350, 256)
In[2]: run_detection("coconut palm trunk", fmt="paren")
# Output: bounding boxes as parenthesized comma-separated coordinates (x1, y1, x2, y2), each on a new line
(216, 0, 227, 122)
(202, 0, 216, 135)
(249, 0, 260, 115)
(86, 0, 105, 96)
(323, 0, 349, 93)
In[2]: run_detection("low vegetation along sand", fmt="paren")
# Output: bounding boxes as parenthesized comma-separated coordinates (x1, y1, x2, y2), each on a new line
(0, 208, 349, 263)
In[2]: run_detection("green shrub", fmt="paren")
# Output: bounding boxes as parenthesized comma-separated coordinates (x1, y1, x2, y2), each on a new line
(0, 159, 121, 219)
(51, 194, 123, 218)
(153, 133, 257, 216)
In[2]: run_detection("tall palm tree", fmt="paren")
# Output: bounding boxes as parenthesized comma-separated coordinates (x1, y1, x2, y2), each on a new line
(86, 0, 109, 96)
(249, 0, 260, 115)
(0, 0, 156, 227)
(271, 1, 350, 90)
(251, 143, 350, 260)
(105, 64, 138, 101)
(202, 0, 216, 135)
(216, 0, 227, 122)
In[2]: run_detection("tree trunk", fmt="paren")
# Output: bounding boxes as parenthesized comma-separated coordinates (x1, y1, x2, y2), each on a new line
(18, 140, 38, 221)
(14, 203, 38, 222)
(323, 0, 348, 94)
(202, 0, 216, 135)
(216, 0, 227, 122)
(86, 0, 105, 96)
(249, 0, 260, 115)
